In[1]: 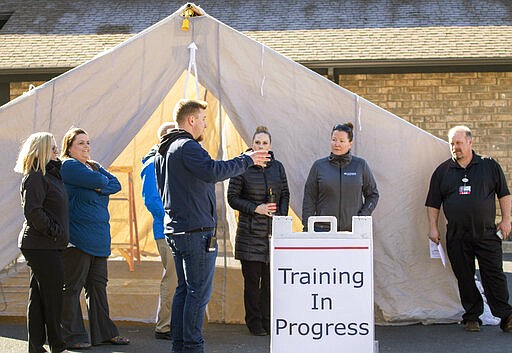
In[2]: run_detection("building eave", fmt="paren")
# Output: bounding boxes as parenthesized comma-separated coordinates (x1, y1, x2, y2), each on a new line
(301, 57, 512, 69)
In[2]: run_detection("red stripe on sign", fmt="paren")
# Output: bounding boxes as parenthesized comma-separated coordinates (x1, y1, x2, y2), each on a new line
(274, 246, 368, 250)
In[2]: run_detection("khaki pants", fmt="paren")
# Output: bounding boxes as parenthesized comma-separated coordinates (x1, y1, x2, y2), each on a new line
(155, 238, 176, 333)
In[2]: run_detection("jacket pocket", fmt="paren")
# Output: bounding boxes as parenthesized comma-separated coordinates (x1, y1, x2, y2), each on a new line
(250, 214, 270, 237)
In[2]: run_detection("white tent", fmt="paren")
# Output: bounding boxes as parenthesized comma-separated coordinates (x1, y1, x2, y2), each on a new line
(0, 3, 462, 324)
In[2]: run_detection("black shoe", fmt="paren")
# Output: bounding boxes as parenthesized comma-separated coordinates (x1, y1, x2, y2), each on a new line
(250, 328, 268, 336)
(155, 331, 172, 340)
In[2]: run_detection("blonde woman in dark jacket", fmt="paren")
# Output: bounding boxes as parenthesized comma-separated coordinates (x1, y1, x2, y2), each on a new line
(15, 132, 70, 353)
(227, 126, 290, 336)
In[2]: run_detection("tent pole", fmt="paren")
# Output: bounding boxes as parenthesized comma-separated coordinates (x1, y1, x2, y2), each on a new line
(215, 21, 227, 323)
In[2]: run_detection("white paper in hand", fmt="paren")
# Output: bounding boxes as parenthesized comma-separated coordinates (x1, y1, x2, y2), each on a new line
(429, 240, 447, 268)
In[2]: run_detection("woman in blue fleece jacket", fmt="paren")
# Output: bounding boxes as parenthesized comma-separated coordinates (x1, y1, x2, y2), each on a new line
(59, 128, 129, 349)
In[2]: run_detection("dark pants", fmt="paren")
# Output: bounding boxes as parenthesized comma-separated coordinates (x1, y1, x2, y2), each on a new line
(21, 248, 66, 353)
(447, 236, 512, 326)
(61, 247, 119, 346)
(241, 260, 270, 333)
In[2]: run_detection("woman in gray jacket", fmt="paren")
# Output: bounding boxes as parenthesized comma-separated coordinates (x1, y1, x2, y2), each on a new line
(302, 123, 379, 232)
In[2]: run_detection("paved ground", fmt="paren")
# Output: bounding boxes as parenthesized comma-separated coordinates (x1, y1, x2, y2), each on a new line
(3, 254, 512, 353)
(1, 317, 512, 353)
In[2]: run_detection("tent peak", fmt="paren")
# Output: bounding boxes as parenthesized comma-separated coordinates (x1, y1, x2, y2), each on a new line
(180, 3, 205, 18)
(180, 3, 205, 31)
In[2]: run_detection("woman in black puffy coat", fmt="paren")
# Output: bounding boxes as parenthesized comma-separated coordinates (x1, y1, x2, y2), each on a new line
(227, 126, 289, 336)
(15, 132, 70, 353)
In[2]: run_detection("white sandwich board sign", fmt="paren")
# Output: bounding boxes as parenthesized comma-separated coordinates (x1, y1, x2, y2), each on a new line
(270, 216, 375, 353)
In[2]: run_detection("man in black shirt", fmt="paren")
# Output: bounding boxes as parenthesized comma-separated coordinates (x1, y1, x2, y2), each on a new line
(426, 125, 512, 333)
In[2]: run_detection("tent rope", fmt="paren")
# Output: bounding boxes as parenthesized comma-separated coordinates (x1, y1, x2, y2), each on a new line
(215, 20, 227, 323)
(260, 44, 266, 96)
(184, 42, 199, 99)
(47, 81, 55, 131)
(356, 95, 362, 131)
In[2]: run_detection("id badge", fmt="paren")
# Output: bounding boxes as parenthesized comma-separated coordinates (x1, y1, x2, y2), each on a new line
(459, 185, 471, 195)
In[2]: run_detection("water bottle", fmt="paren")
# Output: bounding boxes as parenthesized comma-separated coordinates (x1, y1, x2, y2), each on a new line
(268, 187, 276, 215)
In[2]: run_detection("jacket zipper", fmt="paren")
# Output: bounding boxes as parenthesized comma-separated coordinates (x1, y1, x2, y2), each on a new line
(338, 165, 342, 231)
(262, 167, 271, 236)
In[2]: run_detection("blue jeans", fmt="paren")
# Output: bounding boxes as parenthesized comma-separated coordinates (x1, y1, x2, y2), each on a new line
(169, 230, 217, 353)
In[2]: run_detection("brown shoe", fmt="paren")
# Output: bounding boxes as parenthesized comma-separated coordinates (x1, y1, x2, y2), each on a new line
(66, 342, 91, 350)
(464, 320, 480, 332)
(502, 315, 512, 332)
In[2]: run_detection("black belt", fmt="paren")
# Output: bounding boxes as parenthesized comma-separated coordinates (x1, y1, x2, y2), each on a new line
(173, 227, 215, 235)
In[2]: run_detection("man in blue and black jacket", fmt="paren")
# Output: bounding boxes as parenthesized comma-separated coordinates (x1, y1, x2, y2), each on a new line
(141, 122, 175, 340)
(154, 99, 269, 353)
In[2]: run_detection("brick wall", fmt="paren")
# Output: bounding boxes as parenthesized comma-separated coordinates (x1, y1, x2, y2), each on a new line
(339, 72, 512, 179)
(10, 81, 46, 101)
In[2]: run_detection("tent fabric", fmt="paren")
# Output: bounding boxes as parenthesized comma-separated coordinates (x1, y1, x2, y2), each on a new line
(0, 4, 462, 324)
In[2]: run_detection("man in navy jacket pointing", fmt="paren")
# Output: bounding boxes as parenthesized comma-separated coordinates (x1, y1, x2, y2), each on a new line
(155, 99, 269, 353)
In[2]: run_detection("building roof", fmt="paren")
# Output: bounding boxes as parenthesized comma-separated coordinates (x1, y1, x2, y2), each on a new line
(2, 0, 512, 72)
(250, 26, 512, 68)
